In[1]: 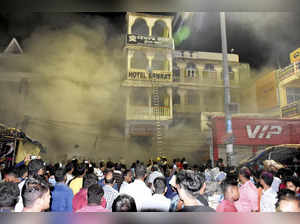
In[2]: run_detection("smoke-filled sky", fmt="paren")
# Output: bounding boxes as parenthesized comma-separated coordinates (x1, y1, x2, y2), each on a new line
(0, 12, 300, 70)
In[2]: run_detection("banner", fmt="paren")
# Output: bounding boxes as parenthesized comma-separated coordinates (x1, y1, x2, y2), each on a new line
(128, 70, 172, 81)
(212, 117, 300, 146)
(127, 34, 174, 49)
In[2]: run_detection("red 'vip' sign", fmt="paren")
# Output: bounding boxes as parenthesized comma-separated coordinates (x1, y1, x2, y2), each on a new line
(212, 117, 300, 146)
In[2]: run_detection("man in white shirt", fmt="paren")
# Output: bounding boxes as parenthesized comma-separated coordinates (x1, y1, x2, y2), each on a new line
(120, 164, 152, 211)
(143, 176, 171, 212)
(260, 172, 277, 212)
(119, 169, 132, 193)
(147, 166, 164, 189)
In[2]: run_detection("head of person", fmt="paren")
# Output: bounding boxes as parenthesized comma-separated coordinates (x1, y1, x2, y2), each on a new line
(153, 177, 167, 195)
(115, 163, 122, 171)
(0, 182, 20, 210)
(135, 164, 147, 181)
(87, 184, 104, 205)
(75, 163, 86, 177)
(99, 161, 105, 171)
(276, 194, 300, 212)
(104, 170, 115, 186)
(221, 177, 239, 202)
(65, 162, 74, 174)
(112, 194, 137, 212)
(176, 170, 206, 202)
(83, 173, 99, 189)
(17, 164, 28, 180)
(3, 167, 20, 183)
(238, 167, 251, 184)
(259, 171, 273, 188)
(54, 168, 66, 183)
(22, 176, 50, 212)
(123, 169, 132, 184)
(106, 161, 115, 170)
(285, 176, 300, 193)
(28, 159, 45, 177)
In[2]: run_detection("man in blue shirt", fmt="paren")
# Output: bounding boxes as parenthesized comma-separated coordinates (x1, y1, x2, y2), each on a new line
(51, 168, 73, 212)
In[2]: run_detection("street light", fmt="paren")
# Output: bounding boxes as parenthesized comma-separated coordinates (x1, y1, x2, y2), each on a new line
(220, 12, 233, 167)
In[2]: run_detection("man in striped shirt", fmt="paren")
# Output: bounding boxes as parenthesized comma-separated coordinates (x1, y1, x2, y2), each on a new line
(103, 170, 119, 210)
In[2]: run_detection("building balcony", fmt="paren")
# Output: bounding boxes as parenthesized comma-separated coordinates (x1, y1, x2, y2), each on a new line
(173, 73, 239, 87)
(281, 100, 300, 118)
(278, 62, 300, 85)
(127, 105, 171, 120)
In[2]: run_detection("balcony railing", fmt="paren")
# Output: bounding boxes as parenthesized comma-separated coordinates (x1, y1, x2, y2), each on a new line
(127, 105, 171, 120)
(278, 62, 300, 81)
(281, 100, 300, 118)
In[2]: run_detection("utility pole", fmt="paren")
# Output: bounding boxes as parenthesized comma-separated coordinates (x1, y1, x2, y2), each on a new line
(220, 12, 233, 166)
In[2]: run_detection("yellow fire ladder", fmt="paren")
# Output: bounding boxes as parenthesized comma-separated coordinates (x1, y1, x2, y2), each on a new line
(151, 80, 163, 158)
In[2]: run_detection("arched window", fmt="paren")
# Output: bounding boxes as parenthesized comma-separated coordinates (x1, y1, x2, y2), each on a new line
(131, 18, 149, 36)
(152, 52, 169, 71)
(130, 51, 148, 70)
(152, 20, 169, 37)
(185, 62, 198, 79)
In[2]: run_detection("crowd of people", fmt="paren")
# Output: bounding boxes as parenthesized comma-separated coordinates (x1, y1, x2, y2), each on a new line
(0, 156, 299, 213)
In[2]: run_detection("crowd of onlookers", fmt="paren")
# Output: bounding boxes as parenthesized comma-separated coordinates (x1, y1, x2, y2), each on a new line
(0, 156, 299, 213)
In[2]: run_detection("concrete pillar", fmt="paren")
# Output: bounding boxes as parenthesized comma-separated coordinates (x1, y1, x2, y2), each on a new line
(177, 62, 186, 82)
(147, 19, 155, 36)
(178, 89, 186, 112)
(279, 84, 287, 106)
(232, 68, 239, 83)
(196, 64, 205, 81)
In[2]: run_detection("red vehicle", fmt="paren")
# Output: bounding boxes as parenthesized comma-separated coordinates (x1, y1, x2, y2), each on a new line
(211, 117, 300, 161)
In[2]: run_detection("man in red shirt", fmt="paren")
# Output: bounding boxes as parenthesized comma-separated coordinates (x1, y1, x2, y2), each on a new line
(217, 177, 239, 212)
(72, 173, 106, 212)
(76, 184, 110, 212)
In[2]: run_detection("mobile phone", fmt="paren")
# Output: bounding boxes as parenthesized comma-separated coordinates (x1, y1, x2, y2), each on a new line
(30, 155, 37, 160)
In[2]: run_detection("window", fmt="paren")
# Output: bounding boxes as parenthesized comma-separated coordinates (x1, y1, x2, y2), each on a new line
(173, 63, 180, 82)
(185, 62, 198, 79)
(203, 64, 217, 80)
(131, 18, 149, 36)
(130, 51, 148, 70)
(204, 64, 215, 71)
(152, 20, 169, 37)
(174, 94, 180, 104)
(286, 88, 300, 104)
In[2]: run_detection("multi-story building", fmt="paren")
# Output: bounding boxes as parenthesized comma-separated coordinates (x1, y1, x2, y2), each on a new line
(278, 48, 300, 119)
(123, 13, 251, 162)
